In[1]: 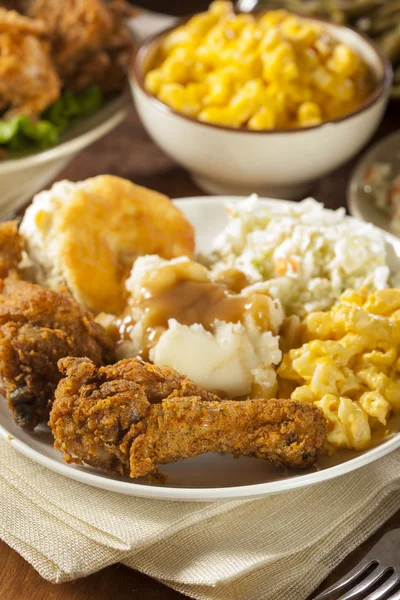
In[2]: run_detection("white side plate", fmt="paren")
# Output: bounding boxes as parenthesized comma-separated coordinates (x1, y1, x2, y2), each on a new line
(348, 130, 400, 235)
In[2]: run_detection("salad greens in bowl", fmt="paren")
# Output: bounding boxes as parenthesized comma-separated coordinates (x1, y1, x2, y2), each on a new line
(0, 0, 136, 216)
(0, 86, 104, 156)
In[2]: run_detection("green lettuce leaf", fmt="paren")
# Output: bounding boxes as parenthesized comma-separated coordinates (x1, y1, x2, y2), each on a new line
(0, 85, 104, 155)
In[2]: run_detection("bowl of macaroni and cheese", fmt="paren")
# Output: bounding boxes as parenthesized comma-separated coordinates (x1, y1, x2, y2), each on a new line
(130, 1, 392, 199)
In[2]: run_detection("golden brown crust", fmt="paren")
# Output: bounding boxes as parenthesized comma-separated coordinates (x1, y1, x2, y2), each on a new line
(50, 357, 326, 479)
(127, 395, 327, 478)
(0, 221, 24, 278)
(21, 0, 135, 92)
(58, 176, 195, 314)
(93, 358, 219, 404)
(0, 7, 46, 34)
(0, 12, 60, 119)
(0, 0, 134, 120)
(0, 279, 115, 429)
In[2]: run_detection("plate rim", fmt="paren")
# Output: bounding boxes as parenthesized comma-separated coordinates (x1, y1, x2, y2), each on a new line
(1, 421, 400, 501)
(2, 195, 400, 502)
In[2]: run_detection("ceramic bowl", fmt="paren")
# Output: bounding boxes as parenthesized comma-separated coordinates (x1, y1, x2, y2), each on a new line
(0, 93, 130, 218)
(348, 130, 400, 235)
(130, 16, 392, 199)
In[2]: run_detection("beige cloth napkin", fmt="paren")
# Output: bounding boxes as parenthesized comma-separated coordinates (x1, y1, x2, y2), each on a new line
(1, 438, 400, 600)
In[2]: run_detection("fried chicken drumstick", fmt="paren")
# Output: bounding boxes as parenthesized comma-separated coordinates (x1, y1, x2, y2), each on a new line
(50, 358, 326, 479)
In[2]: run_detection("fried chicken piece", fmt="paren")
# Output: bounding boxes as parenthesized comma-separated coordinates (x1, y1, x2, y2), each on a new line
(0, 221, 24, 278)
(63, 1, 135, 92)
(21, 0, 134, 92)
(99, 358, 219, 404)
(127, 396, 326, 478)
(0, 279, 115, 430)
(0, 6, 45, 33)
(0, 8, 60, 119)
(50, 358, 326, 479)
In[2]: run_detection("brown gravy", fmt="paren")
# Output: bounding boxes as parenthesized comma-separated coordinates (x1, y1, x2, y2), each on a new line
(114, 263, 274, 358)
(140, 279, 247, 332)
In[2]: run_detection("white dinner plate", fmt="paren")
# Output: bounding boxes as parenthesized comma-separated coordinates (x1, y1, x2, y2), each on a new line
(1, 196, 400, 502)
(348, 130, 400, 235)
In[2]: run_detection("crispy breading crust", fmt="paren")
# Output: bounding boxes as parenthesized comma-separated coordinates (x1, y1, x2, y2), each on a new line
(96, 358, 219, 404)
(0, 279, 115, 429)
(21, 0, 135, 92)
(0, 7, 46, 34)
(50, 358, 326, 479)
(0, 221, 24, 278)
(126, 395, 326, 478)
(0, 0, 134, 120)
(0, 8, 60, 119)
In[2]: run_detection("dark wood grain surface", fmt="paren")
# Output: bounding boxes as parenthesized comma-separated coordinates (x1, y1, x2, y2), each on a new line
(2, 0, 400, 594)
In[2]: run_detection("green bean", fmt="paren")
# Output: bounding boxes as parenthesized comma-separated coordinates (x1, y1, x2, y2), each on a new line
(376, 2, 400, 18)
(393, 64, 400, 83)
(367, 14, 400, 37)
(334, 0, 383, 19)
(380, 24, 400, 64)
(390, 84, 400, 98)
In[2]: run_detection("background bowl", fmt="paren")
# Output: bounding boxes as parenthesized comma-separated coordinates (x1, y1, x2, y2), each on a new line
(0, 92, 130, 218)
(348, 130, 400, 234)
(131, 16, 392, 200)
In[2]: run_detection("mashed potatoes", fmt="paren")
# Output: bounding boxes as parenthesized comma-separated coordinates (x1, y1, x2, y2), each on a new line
(151, 319, 281, 398)
(101, 255, 284, 399)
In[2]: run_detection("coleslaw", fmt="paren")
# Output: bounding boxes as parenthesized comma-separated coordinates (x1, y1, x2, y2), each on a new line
(208, 196, 395, 317)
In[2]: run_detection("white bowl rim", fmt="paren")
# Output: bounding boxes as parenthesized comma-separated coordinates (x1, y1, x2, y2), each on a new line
(0, 91, 131, 174)
(131, 12, 393, 136)
(2, 195, 400, 502)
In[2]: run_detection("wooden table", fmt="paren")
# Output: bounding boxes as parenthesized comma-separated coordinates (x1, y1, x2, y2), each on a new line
(1, 64, 400, 600)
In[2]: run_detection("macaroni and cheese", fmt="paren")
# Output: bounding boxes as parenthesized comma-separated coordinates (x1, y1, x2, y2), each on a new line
(144, 1, 373, 130)
(278, 288, 400, 452)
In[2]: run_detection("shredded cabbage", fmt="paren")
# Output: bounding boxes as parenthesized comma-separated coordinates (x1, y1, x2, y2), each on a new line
(209, 196, 394, 317)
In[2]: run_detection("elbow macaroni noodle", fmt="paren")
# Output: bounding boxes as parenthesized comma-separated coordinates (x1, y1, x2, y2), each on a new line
(145, 1, 372, 130)
(278, 289, 400, 452)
